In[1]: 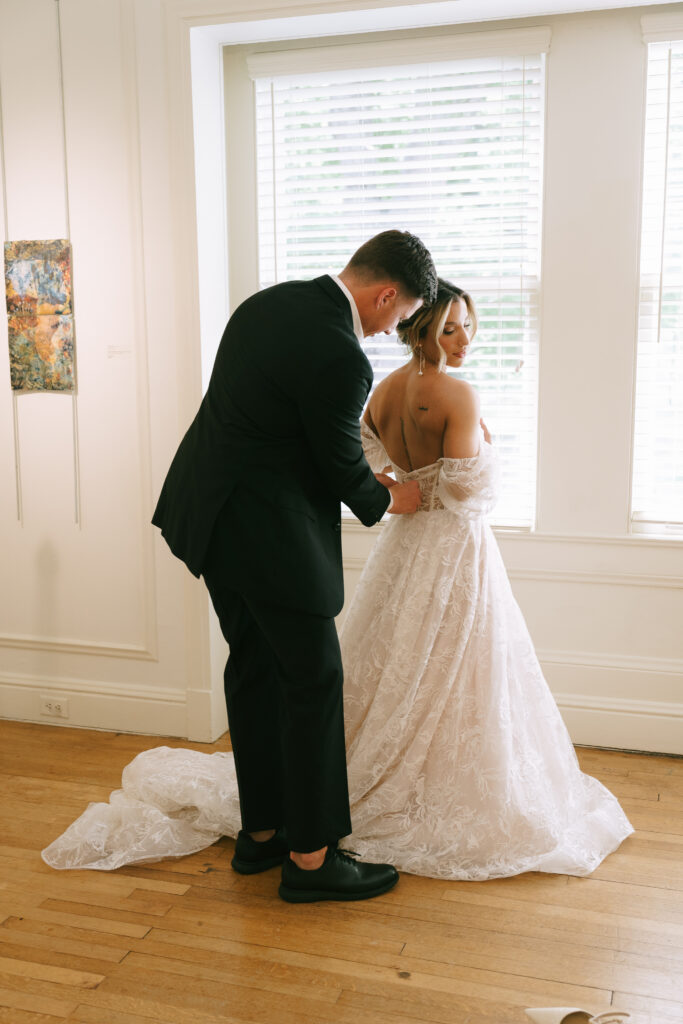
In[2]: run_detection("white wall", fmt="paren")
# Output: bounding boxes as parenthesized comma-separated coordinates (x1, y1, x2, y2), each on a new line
(0, 0, 225, 741)
(0, 0, 681, 751)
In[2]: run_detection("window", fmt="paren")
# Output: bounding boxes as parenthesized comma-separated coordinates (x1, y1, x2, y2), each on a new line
(632, 37, 683, 531)
(250, 29, 548, 527)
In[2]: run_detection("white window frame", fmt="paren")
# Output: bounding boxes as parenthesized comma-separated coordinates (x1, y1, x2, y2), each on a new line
(631, 13, 683, 536)
(248, 26, 550, 529)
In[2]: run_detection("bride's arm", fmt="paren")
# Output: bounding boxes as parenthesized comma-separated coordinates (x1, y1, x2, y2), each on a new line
(438, 381, 499, 510)
(442, 379, 481, 459)
(360, 411, 392, 474)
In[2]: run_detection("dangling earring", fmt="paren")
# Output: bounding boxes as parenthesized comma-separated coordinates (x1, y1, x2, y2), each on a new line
(418, 345, 424, 376)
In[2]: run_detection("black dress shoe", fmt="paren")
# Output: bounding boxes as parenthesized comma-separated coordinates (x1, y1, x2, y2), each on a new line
(279, 846, 399, 903)
(231, 827, 288, 874)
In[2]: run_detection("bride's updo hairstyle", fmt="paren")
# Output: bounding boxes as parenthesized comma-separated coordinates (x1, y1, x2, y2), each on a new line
(398, 277, 477, 372)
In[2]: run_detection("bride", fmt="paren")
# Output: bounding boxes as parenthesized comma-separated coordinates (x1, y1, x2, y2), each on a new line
(339, 278, 632, 879)
(42, 279, 632, 879)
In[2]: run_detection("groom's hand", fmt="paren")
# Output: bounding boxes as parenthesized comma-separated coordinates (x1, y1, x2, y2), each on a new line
(386, 479, 422, 514)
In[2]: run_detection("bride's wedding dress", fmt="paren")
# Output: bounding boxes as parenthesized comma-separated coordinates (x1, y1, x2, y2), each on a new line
(340, 425, 632, 879)
(42, 426, 632, 877)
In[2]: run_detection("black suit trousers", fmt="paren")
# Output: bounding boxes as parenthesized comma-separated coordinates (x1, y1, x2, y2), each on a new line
(203, 570, 353, 854)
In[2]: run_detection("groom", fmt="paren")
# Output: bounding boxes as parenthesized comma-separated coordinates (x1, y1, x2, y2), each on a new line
(153, 230, 437, 901)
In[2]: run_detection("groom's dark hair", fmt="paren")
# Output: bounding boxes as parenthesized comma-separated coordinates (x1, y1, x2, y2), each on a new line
(345, 230, 437, 305)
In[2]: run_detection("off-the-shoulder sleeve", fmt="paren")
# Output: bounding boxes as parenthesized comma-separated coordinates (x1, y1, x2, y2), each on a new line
(360, 420, 392, 473)
(436, 440, 500, 517)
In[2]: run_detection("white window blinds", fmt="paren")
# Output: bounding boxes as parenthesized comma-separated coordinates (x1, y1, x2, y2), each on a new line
(632, 38, 683, 529)
(250, 31, 547, 527)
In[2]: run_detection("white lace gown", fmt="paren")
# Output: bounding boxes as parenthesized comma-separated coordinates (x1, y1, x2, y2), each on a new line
(42, 427, 633, 877)
(340, 424, 633, 879)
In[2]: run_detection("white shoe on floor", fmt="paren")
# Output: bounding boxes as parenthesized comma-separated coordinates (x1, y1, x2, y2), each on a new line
(525, 1010, 631, 1024)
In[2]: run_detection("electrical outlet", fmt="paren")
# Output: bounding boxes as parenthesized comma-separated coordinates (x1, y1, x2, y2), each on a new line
(40, 697, 70, 718)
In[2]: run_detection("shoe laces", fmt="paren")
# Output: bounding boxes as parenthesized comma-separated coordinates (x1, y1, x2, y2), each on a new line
(333, 847, 361, 865)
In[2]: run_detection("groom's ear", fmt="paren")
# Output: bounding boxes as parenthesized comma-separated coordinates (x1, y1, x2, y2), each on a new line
(375, 285, 398, 308)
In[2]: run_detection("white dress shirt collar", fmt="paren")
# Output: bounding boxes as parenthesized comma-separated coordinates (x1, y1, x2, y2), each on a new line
(329, 274, 364, 343)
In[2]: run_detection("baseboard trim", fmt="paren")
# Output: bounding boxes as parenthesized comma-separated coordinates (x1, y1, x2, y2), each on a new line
(1, 672, 680, 753)
(557, 694, 683, 756)
(0, 672, 190, 738)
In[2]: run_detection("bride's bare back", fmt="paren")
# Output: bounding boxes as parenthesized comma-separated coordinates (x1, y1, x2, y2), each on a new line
(365, 362, 482, 473)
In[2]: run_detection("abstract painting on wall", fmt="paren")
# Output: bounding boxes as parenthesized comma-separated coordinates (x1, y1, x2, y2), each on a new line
(4, 239, 75, 391)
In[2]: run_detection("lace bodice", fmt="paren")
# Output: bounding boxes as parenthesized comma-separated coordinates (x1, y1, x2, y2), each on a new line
(360, 421, 500, 517)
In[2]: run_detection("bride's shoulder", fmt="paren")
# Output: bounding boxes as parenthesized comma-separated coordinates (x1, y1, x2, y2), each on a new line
(438, 376, 480, 428)
(436, 374, 479, 405)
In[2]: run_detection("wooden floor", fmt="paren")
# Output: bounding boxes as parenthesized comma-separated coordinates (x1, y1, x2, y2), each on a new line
(0, 722, 682, 1024)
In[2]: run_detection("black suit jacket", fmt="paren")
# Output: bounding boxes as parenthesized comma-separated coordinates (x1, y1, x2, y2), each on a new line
(152, 275, 390, 617)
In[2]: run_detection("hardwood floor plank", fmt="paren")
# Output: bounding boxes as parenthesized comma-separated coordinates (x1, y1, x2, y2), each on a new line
(0, 924, 126, 964)
(0, 863, 170, 899)
(0, 937, 112, 978)
(67, 1009, 171, 1024)
(0, 851, 191, 896)
(576, 748, 682, 777)
(0, 982, 77, 1019)
(144, 914, 405, 960)
(0, 1008, 66, 1024)
(69, 1005, 242, 1024)
(628, 771, 683, 796)
(94, 967, 347, 1024)
(122, 948, 343, 1004)
(1, 915, 135, 955)
(619, 799, 683, 836)
(438, 874, 683, 922)
(73, 985, 382, 1024)
(0, 953, 103, 988)
(588, 850, 683, 890)
(37, 894, 174, 921)
(6, 907, 150, 939)
(401, 932, 683, 1000)
(0, 969, 104, 1008)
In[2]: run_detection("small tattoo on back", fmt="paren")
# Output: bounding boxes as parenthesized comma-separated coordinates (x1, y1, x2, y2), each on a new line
(418, 405, 428, 411)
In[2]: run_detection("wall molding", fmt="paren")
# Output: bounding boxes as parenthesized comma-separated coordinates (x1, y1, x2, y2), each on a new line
(0, 670, 185, 703)
(0, 633, 155, 661)
(538, 647, 683, 677)
(342, 555, 683, 590)
(497, 529, 683, 551)
(508, 568, 683, 589)
(342, 517, 683, 551)
(343, 555, 371, 571)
